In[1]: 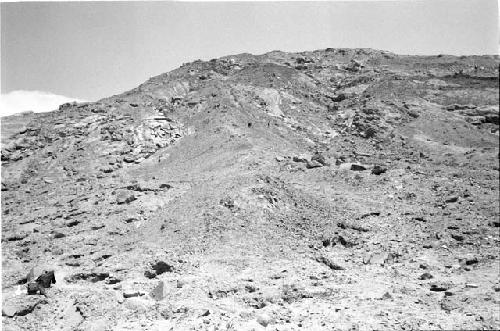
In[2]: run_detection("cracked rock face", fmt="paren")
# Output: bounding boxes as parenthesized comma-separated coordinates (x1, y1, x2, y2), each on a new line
(2, 48, 499, 330)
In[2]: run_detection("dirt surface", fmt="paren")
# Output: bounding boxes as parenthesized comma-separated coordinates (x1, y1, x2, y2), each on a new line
(1, 48, 499, 330)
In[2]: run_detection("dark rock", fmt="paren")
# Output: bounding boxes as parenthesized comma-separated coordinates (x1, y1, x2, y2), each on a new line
(311, 152, 330, 166)
(123, 155, 136, 163)
(371, 165, 387, 175)
(6, 232, 29, 241)
(53, 231, 66, 239)
(27, 270, 56, 295)
(65, 272, 109, 283)
(315, 255, 344, 270)
(430, 284, 449, 292)
(418, 273, 434, 280)
(337, 221, 369, 232)
(145, 261, 173, 279)
(306, 160, 323, 169)
(350, 164, 367, 171)
(220, 197, 235, 209)
(488, 221, 500, 227)
(330, 94, 346, 102)
(124, 217, 138, 223)
(292, 155, 309, 163)
(36, 270, 56, 288)
(360, 212, 381, 219)
(451, 234, 464, 241)
(99, 165, 114, 173)
(323, 235, 356, 248)
(123, 291, 143, 298)
(465, 257, 479, 266)
(445, 196, 459, 203)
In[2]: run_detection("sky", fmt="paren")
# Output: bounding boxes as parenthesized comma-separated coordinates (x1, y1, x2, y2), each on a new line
(1, 0, 499, 116)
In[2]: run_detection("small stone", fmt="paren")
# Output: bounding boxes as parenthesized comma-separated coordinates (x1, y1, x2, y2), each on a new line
(123, 290, 142, 299)
(200, 309, 210, 317)
(350, 164, 367, 171)
(451, 234, 464, 241)
(292, 155, 309, 163)
(465, 258, 479, 266)
(418, 273, 433, 280)
(116, 292, 124, 304)
(445, 196, 459, 203)
(371, 165, 387, 175)
(306, 160, 323, 169)
(116, 190, 136, 204)
(430, 284, 449, 292)
(123, 155, 136, 163)
(144, 261, 173, 279)
(465, 283, 479, 288)
(311, 152, 329, 166)
(5, 232, 29, 242)
(315, 255, 344, 270)
(53, 231, 66, 239)
(256, 313, 272, 327)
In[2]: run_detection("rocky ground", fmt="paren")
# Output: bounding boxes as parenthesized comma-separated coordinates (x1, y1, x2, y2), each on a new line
(1, 48, 499, 330)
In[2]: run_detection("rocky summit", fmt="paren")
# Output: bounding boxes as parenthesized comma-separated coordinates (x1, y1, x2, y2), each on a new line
(1, 48, 499, 330)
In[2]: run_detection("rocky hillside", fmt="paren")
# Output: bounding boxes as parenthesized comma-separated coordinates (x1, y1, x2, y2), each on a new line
(1, 48, 499, 330)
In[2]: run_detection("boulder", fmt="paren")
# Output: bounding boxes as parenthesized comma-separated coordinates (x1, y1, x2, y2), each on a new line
(150, 281, 166, 301)
(2, 296, 45, 317)
(27, 270, 56, 295)
(292, 155, 309, 163)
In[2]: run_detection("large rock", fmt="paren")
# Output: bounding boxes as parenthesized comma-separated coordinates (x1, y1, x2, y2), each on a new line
(150, 281, 166, 301)
(2, 296, 46, 317)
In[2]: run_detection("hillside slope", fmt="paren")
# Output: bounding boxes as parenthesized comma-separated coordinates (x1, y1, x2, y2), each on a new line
(2, 48, 499, 330)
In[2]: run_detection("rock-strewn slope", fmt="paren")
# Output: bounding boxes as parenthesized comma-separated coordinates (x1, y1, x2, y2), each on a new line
(2, 48, 499, 330)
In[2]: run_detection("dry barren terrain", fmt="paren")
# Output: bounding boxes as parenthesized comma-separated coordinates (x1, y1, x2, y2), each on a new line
(2, 48, 499, 330)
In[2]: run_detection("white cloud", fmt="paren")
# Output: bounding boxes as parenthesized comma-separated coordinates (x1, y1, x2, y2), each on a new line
(0, 90, 86, 117)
